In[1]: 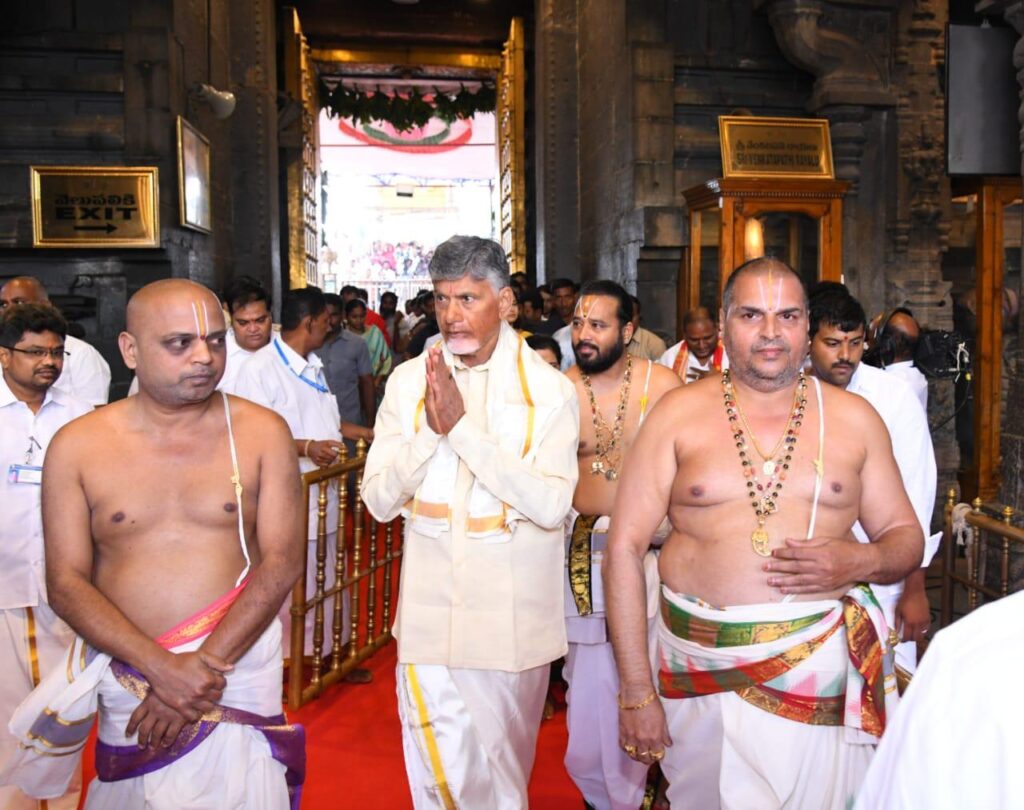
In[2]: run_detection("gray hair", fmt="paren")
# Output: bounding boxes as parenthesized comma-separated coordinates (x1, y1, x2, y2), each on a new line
(428, 236, 511, 293)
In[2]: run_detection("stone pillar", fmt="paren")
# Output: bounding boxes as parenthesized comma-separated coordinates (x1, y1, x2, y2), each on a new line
(761, 0, 955, 523)
(228, 0, 281, 307)
(533, 0, 579, 284)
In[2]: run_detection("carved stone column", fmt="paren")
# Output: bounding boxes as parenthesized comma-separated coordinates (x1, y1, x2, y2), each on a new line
(534, 0, 579, 284)
(757, 0, 899, 310)
(761, 0, 955, 524)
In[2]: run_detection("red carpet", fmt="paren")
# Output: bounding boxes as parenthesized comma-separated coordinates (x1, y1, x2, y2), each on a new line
(79, 642, 581, 808)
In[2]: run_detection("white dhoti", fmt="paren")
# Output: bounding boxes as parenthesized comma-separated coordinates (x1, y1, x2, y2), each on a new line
(396, 663, 549, 809)
(86, 619, 291, 810)
(657, 585, 897, 810)
(0, 604, 79, 810)
(281, 532, 352, 661)
(563, 513, 659, 810)
(4, 613, 299, 810)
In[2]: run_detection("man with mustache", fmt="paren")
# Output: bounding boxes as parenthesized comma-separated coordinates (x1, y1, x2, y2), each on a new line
(659, 307, 729, 383)
(807, 285, 937, 676)
(0, 277, 111, 407)
(605, 257, 923, 809)
(0, 303, 92, 809)
(362, 235, 579, 809)
(564, 280, 680, 809)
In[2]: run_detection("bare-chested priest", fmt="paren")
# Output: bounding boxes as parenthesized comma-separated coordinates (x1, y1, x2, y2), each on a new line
(605, 258, 924, 810)
(3, 280, 306, 808)
(563, 280, 680, 810)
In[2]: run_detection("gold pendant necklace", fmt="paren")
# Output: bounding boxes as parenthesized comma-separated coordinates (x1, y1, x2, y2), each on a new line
(581, 355, 633, 482)
(722, 370, 807, 556)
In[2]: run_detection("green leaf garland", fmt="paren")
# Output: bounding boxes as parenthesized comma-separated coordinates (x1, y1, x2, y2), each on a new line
(321, 82, 497, 133)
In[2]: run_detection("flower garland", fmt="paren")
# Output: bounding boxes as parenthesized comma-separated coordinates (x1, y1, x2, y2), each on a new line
(320, 82, 497, 133)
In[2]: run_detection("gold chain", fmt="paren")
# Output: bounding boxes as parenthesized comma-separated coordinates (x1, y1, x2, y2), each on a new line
(581, 354, 633, 481)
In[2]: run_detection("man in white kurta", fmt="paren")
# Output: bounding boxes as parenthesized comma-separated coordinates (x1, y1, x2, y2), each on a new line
(0, 304, 91, 810)
(362, 236, 579, 809)
(231, 288, 347, 660)
(808, 288, 939, 673)
(854, 589, 1024, 809)
(0, 278, 110, 407)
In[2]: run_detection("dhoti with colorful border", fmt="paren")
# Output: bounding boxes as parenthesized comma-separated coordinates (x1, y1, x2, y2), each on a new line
(656, 584, 897, 810)
(3, 583, 304, 809)
(396, 662, 549, 810)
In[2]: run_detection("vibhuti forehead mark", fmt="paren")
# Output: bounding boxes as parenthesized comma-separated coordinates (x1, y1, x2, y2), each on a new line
(191, 299, 210, 338)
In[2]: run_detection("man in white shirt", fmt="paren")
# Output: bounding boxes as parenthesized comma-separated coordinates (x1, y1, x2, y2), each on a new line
(659, 307, 729, 382)
(808, 287, 938, 673)
(0, 277, 110, 407)
(855, 589, 1024, 809)
(232, 288, 371, 672)
(0, 303, 92, 809)
(868, 308, 929, 410)
(362, 236, 579, 809)
(217, 276, 274, 393)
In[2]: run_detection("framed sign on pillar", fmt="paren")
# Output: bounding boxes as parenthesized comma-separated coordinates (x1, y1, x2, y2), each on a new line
(679, 117, 848, 338)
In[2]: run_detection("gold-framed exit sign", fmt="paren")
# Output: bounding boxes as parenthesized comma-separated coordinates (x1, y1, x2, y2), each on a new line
(30, 166, 160, 248)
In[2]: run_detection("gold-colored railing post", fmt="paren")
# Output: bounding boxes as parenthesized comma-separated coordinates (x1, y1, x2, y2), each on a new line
(367, 515, 379, 642)
(940, 488, 957, 628)
(349, 439, 367, 664)
(331, 444, 349, 672)
(382, 518, 395, 634)
(968, 498, 983, 611)
(310, 479, 329, 689)
(287, 481, 312, 710)
(1001, 505, 1015, 597)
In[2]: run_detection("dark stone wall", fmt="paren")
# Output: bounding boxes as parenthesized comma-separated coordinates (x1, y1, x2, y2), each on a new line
(0, 0, 280, 397)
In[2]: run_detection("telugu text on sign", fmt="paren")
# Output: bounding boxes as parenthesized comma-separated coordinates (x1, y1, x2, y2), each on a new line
(31, 166, 160, 248)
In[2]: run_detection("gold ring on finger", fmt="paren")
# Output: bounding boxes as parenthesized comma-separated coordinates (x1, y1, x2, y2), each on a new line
(622, 743, 637, 756)
(651, 750, 665, 761)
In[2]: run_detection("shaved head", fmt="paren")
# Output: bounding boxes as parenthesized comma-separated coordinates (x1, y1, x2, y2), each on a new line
(0, 276, 49, 308)
(722, 257, 807, 316)
(121, 279, 227, 405)
(126, 279, 222, 335)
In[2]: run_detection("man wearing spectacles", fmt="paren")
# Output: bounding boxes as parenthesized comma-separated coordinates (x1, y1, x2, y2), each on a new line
(0, 277, 111, 407)
(0, 303, 92, 809)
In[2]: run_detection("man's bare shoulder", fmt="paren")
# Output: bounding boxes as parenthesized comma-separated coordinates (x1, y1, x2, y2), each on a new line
(643, 373, 718, 422)
(647, 362, 684, 396)
(817, 379, 888, 434)
(223, 394, 295, 442)
(564, 365, 582, 384)
(51, 397, 129, 443)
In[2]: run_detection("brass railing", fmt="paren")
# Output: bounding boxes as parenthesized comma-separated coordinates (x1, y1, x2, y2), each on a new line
(939, 488, 1024, 629)
(286, 440, 403, 709)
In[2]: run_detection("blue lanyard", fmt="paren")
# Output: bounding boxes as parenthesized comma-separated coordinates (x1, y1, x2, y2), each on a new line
(273, 339, 329, 394)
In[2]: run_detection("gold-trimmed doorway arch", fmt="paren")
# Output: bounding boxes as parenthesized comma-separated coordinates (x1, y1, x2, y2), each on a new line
(310, 17, 527, 276)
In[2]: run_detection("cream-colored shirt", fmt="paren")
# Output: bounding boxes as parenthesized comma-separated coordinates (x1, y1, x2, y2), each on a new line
(362, 325, 580, 672)
(628, 326, 668, 362)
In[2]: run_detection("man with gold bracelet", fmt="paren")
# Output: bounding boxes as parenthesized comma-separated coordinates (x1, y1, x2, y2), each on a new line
(605, 258, 924, 810)
(563, 280, 680, 810)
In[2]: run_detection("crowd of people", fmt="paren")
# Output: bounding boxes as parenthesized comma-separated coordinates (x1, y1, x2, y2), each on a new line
(0, 237, 993, 809)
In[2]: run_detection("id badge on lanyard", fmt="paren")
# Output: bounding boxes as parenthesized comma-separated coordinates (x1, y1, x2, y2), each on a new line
(9, 436, 44, 484)
(8, 464, 43, 485)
